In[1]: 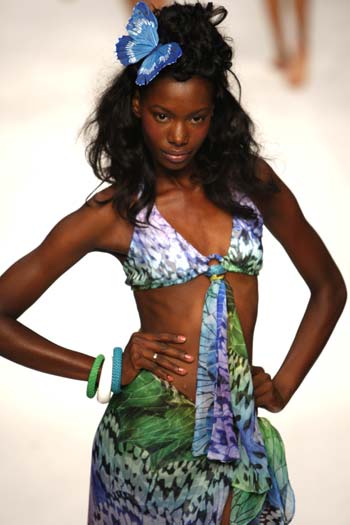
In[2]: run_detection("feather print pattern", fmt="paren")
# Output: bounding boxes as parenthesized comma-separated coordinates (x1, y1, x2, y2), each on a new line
(88, 190, 295, 524)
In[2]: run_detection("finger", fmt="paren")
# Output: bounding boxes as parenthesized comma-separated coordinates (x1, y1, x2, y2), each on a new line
(255, 393, 280, 413)
(255, 390, 273, 408)
(252, 372, 272, 389)
(251, 366, 265, 376)
(255, 387, 284, 413)
(140, 332, 187, 344)
(254, 381, 273, 398)
(144, 349, 188, 376)
(136, 355, 175, 382)
(140, 339, 193, 362)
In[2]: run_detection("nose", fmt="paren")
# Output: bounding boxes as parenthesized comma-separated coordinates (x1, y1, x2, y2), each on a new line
(167, 120, 189, 147)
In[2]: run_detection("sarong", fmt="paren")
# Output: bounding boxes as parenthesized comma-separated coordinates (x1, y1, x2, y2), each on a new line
(87, 370, 294, 524)
(88, 256, 295, 524)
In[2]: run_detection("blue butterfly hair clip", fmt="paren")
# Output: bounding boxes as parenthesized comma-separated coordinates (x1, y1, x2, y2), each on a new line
(115, 1, 183, 86)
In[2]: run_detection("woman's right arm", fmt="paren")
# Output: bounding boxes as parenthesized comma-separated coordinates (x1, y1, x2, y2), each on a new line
(0, 196, 123, 383)
(0, 194, 193, 387)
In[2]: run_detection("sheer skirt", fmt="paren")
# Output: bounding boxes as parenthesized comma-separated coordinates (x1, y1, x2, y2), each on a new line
(87, 370, 295, 525)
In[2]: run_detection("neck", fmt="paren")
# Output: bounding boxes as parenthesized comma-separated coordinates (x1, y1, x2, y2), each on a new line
(154, 160, 201, 194)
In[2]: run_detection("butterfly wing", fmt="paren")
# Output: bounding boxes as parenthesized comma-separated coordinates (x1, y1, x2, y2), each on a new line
(126, 1, 158, 42)
(116, 2, 159, 65)
(136, 42, 183, 86)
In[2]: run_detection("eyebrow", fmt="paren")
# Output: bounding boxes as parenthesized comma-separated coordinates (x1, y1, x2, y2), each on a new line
(149, 104, 212, 116)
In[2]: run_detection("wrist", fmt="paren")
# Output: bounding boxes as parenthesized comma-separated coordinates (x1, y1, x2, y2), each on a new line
(121, 354, 137, 386)
(272, 374, 294, 408)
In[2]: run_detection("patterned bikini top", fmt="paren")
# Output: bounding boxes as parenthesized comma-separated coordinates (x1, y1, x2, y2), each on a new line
(120, 190, 273, 497)
(122, 189, 263, 290)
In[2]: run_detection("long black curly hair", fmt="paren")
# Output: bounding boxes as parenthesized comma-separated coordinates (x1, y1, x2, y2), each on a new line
(83, 1, 279, 227)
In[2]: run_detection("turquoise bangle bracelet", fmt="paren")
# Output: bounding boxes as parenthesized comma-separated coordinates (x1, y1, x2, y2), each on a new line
(112, 347, 123, 394)
(86, 354, 105, 399)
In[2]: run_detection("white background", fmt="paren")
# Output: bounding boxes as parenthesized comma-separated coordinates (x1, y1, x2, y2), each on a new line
(0, 0, 349, 523)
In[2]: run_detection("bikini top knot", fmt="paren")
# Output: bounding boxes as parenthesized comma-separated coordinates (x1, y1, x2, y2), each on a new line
(205, 261, 226, 281)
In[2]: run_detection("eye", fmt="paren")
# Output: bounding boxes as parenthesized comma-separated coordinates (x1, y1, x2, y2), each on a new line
(154, 112, 169, 122)
(190, 115, 207, 124)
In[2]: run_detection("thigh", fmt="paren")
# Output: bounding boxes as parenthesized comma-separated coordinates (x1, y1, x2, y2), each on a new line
(221, 489, 233, 525)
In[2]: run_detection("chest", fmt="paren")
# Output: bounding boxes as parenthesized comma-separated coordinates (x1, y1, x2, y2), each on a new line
(121, 195, 264, 291)
(153, 200, 235, 258)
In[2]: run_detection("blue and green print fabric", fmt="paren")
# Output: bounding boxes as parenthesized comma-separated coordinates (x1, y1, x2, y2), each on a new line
(87, 190, 295, 524)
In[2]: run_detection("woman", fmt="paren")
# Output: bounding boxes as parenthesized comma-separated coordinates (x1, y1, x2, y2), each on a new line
(0, 2, 346, 524)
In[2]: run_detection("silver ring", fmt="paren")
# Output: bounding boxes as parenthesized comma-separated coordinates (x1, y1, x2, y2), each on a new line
(153, 352, 158, 360)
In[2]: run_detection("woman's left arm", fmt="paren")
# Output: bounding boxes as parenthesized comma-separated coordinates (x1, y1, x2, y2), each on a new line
(251, 159, 347, 412)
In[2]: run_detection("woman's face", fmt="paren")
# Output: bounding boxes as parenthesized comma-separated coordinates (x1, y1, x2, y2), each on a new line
(132, 74, 214, 174)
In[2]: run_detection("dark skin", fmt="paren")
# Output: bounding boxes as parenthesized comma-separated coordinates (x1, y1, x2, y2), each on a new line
(0, 74, 347, 524)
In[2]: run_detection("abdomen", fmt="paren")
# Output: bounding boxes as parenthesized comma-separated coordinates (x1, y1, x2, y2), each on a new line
(134, 272, 259, 402)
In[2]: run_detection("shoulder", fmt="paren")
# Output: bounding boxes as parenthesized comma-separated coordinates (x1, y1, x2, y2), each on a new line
(40, 183, 137, 258)
(246, 159, 346, 293)
(246, 157, 313, 251)
(86, 183, 119, 207)
(246, 157, 300, 227)
(82, 183, 137, 256)
(0, 185, 133, 318)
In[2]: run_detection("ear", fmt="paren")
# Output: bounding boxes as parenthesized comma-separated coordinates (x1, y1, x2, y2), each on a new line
(131, 89, 142, 118)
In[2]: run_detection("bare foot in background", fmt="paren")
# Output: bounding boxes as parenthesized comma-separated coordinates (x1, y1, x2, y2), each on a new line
(273, 51, 290, 71)
(286, 50, 308, 86)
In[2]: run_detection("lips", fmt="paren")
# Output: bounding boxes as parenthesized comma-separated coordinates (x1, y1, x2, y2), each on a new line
(161, 150, 192, 163)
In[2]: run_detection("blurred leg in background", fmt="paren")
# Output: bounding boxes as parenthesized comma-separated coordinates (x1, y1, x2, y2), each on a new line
(287, 0, 309, 86)
(264, 0, 310, 87)
(264, 0, 290, 70)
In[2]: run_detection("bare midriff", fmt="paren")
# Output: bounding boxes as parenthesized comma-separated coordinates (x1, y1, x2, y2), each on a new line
(133, 271, 259, 402)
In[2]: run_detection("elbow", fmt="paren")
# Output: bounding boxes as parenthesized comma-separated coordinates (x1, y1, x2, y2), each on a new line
(336, 280, 348, 310)
(313, 273, 348, 313)
(331, 283, 347, 321)
(331, 271, 347, 308)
